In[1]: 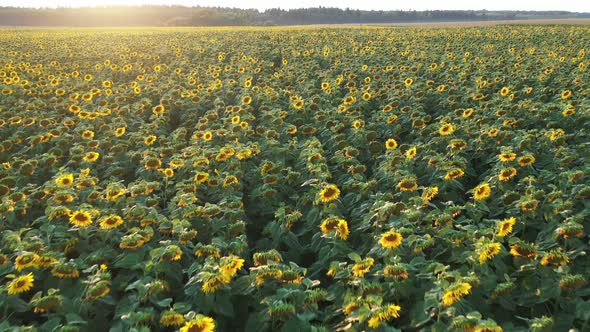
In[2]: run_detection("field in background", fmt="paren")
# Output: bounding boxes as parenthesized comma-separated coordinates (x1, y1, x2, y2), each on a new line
(381, 18, 590, 26)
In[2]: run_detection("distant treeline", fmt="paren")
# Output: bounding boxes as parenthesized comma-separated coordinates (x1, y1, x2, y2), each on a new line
(0, 6, 585, 26)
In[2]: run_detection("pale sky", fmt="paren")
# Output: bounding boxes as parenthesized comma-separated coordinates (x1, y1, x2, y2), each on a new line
(1, 0, 589, 12)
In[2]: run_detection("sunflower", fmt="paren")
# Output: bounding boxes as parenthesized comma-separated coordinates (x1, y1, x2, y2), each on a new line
(499, 152, 516, 162)
(398, 178, 418, 192)
(442, 282, 472, 306)
(318, 184, 340, 203)
(292, 100, 304, 109)
(86, 280, 110, 300)
(404, 78, 413, 87)
(462, 108, 474, 118)
(385, 138, 398, 150)
(241, 95, 252, 105)
(509, 242, 537, 258)
(478, 242, 501, 264)
(562, 107, 576, 117)
(144, 135, 157, 145)
(320, 217, 349, 240)
(343, 95, 356, 105)
(7, 273, 34, 295)
(99, 215, 123, 229)
(180, 315, 216, 332)
(194, 172, 209, 184)
(83, 152, 99, 162)
(81, 130, 94, 139)
(561, 89, 572, 99)
(203, 131, 213, 141)
(518, 155, 535, 166)
(405, 147, 417, 160)
(540, 250, 569, 266)
(69, 210, 93, 227)
(51, 262, 80, 279)
(55, 173, 74, 187)
(115, 127, 126, 137)
(422, 186, 439, 202)
(498, 168, 517, 181)
(500, 86, 510, 96)
(144, 157, 162, 170)
(439, 123, 455, 135)
(352, 257, 374, 278)
(496, 217, 516, 237)
(160, 310, 186, 327)
(152, 104, 165, 115)
(362, 92, 371, 101)
(379, 230, 403, 249)
(162, 168, 174, 178)
(444, 168, 465, 180)
(473, 183, 491, 200)
(15, 253, 40, 271)
(367, 304, 401, 328)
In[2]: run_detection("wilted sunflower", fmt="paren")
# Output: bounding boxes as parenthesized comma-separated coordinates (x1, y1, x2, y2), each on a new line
(160, 310, 185, 327)
(86, 280, 110, 300)
(7, 273, 35, 295)
(318, 184, 340, 203)
(398, 178, 418, 192)
(51, 262, 80, 279)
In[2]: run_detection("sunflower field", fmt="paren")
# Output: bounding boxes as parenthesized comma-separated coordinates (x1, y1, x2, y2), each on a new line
(0, 25, 589, 332)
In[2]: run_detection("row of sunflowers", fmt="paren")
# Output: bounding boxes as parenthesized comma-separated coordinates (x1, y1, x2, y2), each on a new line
(0, 25, 589, 331)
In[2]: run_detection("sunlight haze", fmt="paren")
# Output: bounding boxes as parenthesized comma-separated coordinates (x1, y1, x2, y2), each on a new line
(2, 0, 589, 12)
